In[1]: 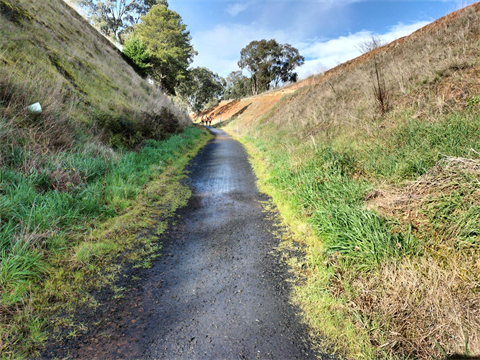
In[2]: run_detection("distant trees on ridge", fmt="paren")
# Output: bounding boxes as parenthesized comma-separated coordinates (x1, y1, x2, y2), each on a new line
(73, 0, 304, 111)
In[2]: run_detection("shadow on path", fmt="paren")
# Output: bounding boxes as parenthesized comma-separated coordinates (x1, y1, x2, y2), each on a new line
(42, 128, 334, 360)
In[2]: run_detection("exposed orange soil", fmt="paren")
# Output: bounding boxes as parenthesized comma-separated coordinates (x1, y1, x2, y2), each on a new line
(198, 86, 304, 128)
(199, 2, 480, 127)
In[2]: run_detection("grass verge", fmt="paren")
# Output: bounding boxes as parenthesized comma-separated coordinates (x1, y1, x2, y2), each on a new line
(225, 110, 480, 359)
(0, 126, 212, 358)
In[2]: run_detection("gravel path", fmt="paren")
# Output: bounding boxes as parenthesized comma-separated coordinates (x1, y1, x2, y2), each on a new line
(43, 128, 332, 359)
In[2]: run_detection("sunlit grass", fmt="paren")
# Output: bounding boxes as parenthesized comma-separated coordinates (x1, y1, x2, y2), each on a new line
(229, 110, 480, 359)
(0, 126, 211, 356)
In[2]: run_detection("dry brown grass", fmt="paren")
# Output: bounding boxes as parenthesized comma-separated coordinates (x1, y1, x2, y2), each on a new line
(367, 156, 480, 227)
(0, 67, 78, 178)
(239, 4, 480, 143)
(349, 255, 480, 359)
(361, 158, 480, 358)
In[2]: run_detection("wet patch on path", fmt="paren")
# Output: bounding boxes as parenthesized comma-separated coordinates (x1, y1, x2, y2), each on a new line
(42, 128, 332, 359)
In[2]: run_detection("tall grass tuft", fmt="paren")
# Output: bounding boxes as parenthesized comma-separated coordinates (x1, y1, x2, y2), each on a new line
(229, 108, 480, 358)
(0, 124, 205, 355)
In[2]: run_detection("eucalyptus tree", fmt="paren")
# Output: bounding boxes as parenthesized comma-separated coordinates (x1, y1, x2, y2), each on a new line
(176, 67, 225, 112)
(238, 39, 304, 95)
(223, 71, 252, 100)
(271, 43, 305, 88)
(74, 0, 168, 43)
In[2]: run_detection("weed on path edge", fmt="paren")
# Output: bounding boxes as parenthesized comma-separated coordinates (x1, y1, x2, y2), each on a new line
(0, 127, 212, 358)
(225, 111, 480, 359)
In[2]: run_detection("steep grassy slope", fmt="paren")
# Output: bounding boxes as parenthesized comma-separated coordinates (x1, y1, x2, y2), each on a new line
(0, 1, 209, 357)
(217, 4, 480, 359)
(0, 0, 190, 148)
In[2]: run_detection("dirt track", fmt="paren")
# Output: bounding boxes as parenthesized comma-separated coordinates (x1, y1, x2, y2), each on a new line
(43, 128, 333, 359)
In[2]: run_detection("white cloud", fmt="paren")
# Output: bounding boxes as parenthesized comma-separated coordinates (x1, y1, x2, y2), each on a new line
(190, 20, 431, 80)
(191, 23, 293, 76)
(296, 20, 431, 79)
(386, 21, 431, 41)
(189, 0, 349, 77)
(226, 3, 249, 17)
(455, 0, 478, 10)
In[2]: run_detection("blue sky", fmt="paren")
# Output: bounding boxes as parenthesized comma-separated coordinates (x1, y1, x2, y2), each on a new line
(167, 0, 476, 79)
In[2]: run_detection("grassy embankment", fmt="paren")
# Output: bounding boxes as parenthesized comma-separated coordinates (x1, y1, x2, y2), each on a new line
(224, 4, 480, 359)
(0, 0, 210, 357)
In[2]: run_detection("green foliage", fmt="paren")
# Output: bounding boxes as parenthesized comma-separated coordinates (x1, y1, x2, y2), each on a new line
(466, 95, 480, 109)
(1, 241, 45, 302)
(73, 0, 166, 43)
(134, 4, 196, 93)
(96, 106, 179, 147)
(0, 0, 34, 24)
(175, 67, 225, 112)
(122, 35, 151, 75)
(238, 112, 480, 272)
(248, 133, 419, 270)
(362, 114, 480, 180)
(238, 39, 304, 95)
(223, 71, 252, 100)
(423, 181, 480, 248)
(74, 241, 116, 265)
(314, 205, 417, 268)
(0, 126, 205, 355)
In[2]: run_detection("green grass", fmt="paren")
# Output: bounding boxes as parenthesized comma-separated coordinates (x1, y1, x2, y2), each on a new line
(228, 110, 480, 359)
(0, 126, 211, 357)
(243, 131, 421, 270)
(362, 113, 480, 180)
(0, 129, 204, 307)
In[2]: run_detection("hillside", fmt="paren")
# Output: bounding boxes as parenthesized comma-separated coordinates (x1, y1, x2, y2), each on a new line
(212, 3, 480, 359)
(208, 2, 480, 129)
(0, 0, 191, 146)
(0, 0, 208, 357)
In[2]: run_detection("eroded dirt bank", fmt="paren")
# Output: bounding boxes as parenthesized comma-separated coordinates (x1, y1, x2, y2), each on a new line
(43, 128, 332, 359)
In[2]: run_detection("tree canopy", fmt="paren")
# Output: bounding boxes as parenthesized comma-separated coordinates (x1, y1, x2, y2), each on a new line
(122, 35, 151, 76)
(223, 71, 252, 100)
(134, 4, 196, 94)
(74, 0, 168, 43)
(175, 67, 225, 112)
(238, 39, 304, 95)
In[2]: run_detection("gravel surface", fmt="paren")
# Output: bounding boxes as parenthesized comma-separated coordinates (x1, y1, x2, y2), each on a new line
(42, 128, 333, 359)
